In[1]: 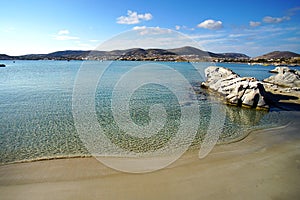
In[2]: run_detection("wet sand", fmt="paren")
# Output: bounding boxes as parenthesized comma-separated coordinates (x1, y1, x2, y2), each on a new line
(0, 112, 299, 200)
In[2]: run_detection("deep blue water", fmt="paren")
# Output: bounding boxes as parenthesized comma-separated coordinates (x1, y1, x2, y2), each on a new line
(0, 60, 291, 163)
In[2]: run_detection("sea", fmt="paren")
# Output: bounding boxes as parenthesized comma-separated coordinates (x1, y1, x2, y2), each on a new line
(0, 60, 296, 164)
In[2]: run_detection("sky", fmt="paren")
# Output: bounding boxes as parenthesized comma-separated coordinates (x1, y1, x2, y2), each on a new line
(1, 0, 300, 57)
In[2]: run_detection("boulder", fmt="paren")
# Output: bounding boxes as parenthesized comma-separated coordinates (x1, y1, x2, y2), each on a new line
(269, 66, 290, 73)
(201, 66, 269, 110)
(264, 67, 300, 88)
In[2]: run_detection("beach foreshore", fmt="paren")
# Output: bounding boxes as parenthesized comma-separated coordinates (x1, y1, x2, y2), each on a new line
(0, 111, 300, 200)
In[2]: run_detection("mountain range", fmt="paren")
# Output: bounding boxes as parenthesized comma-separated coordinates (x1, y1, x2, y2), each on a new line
(0, 46, 299, 61)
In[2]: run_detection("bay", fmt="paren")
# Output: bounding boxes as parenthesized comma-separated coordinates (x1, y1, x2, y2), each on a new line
(0, 60, 290, 163)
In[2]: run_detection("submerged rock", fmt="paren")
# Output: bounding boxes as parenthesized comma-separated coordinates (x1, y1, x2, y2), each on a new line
(201, 66, 269, 110)
(264, 66, 300, 88)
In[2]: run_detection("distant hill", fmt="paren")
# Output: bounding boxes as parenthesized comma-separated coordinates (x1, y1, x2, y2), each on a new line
(47, 50, 90, 58)
(0, 46, 251, 60)
(122, 48, 176, 57)
(0, 54, 15, 60)
(167, 46, 208, 57)
(218, 53, 249, 59)
(1, 47, 299, 61)
(167, 46, 249, 59)
(254, 51, 300, 60)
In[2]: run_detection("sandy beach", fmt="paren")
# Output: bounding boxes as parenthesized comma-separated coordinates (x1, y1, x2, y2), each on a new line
(1, 0, 300, 199)
(0, 111, 299, 200)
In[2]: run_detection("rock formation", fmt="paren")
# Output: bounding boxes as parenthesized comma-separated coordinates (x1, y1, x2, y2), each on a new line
(264, 67, 300, 88)
(201, 66, 269, 110)
(269, 66, 290, 73)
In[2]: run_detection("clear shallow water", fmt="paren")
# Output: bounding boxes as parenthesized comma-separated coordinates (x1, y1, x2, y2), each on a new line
(0, 60, 292, 164)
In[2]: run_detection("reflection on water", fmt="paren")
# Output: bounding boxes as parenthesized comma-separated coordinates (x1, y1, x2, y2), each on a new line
(190, 101, 268, 148)
(225, 106, 267, 126)
(218, 106, 268, 142)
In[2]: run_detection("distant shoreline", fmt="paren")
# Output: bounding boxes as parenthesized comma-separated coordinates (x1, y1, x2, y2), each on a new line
(1, 59, 299, 67)
(1, 46, 299, 65)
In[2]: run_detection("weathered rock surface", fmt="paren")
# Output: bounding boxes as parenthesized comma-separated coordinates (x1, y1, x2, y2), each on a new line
(201, 66, 269, 110)
(264, 67, 300, 88)
(269, 66, 290, 73)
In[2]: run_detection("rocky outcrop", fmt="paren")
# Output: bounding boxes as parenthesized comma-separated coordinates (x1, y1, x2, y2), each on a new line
(264, 67, 300, 88)
(201, 66, 269, 110)
(269, 66, 290, 73)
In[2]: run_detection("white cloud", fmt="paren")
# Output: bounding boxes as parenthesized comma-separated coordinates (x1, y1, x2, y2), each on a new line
(197, 19, 223, 30)
(132, 26, 147, 30)
(116, 10, 153, 24)
(53, 30, 79, 40)
(58, 29, 70, 35)
(175, 25, 181, 30)
(263, 16, 290, 23)
(249, 21, 261, 27)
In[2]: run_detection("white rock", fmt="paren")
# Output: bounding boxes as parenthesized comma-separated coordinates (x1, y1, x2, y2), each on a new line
(269, 66, 290, 73)
(201, 66, 269, 110)
(264, 67, 300, 88)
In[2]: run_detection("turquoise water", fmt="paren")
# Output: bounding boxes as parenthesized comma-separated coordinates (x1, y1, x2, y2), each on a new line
(0, 60, 291, 164)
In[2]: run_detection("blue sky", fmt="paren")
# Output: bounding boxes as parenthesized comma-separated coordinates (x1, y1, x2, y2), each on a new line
(1, 0, 299, 57)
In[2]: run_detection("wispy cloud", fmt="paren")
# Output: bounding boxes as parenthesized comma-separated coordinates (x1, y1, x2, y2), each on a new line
(189, 23, 300, 56)
(132, 26, 147, 30)
(174, 25, 195, 31)
(188, 33, 225, 40)
(284, 37, 300, 42)
(287, 6, 300, 16)
(263, 16, 290, 23)
(197, 19, 223, 30)
(249, 21, 261, 27)
(117, 10, 152, 24)
(228, 33, 250, 38)
(132, 26, 171, 35)
(54, 30, 79, 40)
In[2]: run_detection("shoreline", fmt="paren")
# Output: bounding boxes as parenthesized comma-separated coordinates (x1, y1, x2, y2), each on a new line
(1, 59, 300, 66)
(0, 120, 289, 167)
(0, 155, 92, 167)
(1, 111, 299, 200)
(0, 104, 295, 167)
